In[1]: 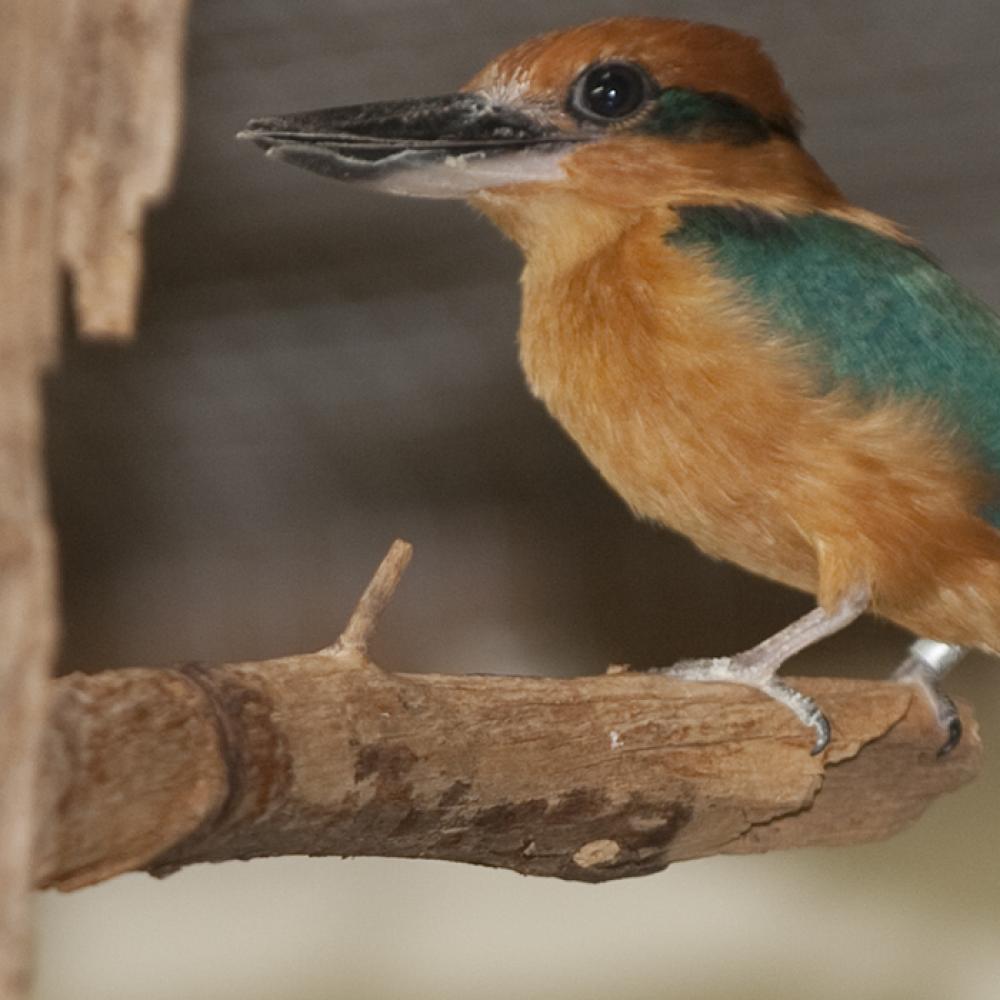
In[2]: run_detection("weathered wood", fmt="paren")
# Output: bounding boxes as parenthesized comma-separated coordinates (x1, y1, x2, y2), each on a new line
(32, 547, 981, 891)
(0, 1, 189, 995)
(59, 0, 191, 339)
(1, 3, 70, 994)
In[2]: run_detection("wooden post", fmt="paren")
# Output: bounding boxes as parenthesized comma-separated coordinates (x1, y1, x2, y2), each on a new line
(0, 2, 189, 995)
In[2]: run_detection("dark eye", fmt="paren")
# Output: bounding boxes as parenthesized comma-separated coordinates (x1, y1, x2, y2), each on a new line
(570, 62, 651, 122)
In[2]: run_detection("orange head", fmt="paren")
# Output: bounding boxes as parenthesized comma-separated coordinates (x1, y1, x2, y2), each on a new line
(239, 18, 841, 221)
(465, 17, 800, 139)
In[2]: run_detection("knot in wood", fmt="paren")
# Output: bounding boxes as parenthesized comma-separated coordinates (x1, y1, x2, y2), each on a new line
(573, 838, 622, 868)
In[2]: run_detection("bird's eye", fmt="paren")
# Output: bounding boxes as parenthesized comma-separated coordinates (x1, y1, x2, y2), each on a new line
(569, 62, 651, 122)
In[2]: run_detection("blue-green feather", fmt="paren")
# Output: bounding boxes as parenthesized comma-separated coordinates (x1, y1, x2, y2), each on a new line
(666, 205, 1000, 523)
(638, 89, 800, 145)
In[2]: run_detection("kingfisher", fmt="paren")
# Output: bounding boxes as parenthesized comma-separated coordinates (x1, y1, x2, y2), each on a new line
(240, 17, 1000, 754)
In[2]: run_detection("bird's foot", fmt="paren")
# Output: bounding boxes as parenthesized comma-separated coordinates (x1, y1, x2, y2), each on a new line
(649, 590, 868, 757)
(892, 640, 966, 756)
(657, 655, 831, 755)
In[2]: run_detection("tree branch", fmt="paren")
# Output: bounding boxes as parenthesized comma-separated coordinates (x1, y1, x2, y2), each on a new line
(34, 543, 981, 892)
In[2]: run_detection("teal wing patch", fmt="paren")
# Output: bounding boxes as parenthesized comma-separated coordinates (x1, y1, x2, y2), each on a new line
(667, 205, 1000, 522)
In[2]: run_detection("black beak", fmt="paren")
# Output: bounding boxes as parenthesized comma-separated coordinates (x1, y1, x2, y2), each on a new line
(238, 93, 580, 196)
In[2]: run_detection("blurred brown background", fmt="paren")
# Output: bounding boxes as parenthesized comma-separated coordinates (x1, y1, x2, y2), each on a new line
(37, 1, 1000, 998)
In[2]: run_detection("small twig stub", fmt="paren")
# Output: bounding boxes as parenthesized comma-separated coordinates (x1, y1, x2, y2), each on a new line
(327, 539, 413, 654)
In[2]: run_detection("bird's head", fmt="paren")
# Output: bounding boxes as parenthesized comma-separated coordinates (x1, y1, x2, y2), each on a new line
(240, 18, 841, 244)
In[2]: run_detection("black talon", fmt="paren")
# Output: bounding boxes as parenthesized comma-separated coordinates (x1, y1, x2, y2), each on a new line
(936, 696, 962, 756)
(809, 712, 832, 756)
(892, 642, 966, 760)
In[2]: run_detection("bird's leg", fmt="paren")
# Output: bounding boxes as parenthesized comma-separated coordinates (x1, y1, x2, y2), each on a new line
(891, 639, 967, 755)
(655, 586, 870, 755)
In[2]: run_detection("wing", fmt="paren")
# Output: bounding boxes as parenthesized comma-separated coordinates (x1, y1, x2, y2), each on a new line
(667, 204, 1000, 520)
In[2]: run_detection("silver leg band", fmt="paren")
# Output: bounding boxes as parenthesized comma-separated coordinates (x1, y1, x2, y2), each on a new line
(907, 639, 966, 677)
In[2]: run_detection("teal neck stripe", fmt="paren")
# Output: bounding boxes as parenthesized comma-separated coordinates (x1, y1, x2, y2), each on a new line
(641, 88, 800, 145)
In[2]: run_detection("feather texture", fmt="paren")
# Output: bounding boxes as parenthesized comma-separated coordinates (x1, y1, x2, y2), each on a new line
(475, 188, 1000, 652)
(667, 205, 1000, 524)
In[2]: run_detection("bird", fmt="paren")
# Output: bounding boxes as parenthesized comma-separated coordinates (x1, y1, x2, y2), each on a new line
(239, 16, 1000, 754)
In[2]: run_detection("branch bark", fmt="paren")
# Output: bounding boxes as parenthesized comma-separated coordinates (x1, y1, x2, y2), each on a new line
(34, 544, 981, 892)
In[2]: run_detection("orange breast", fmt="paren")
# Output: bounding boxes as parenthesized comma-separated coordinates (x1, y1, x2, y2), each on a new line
(516, 206, 820, 590)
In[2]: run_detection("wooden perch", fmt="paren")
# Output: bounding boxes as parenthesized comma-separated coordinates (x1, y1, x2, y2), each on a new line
(34, 543, 981, 892)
